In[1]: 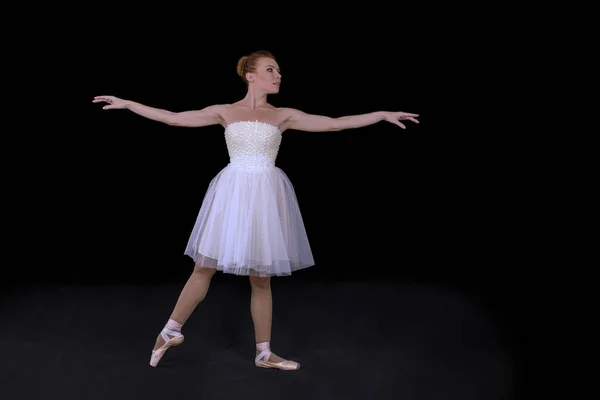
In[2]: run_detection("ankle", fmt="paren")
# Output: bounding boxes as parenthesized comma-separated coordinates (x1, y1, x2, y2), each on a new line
(256, 341, 270, 352)
(165, 318, 183, 332)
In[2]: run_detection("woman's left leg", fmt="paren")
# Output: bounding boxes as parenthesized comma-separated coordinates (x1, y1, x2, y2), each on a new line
(249, 275, 286, 363)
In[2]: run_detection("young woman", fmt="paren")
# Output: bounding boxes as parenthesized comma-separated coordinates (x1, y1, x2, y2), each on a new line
(93, 50, 419, 371)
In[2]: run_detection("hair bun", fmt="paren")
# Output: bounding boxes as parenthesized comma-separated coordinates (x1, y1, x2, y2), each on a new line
(236, 56, 249, 77)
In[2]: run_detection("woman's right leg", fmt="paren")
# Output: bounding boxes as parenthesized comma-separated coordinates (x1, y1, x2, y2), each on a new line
(153, 265, 217, 351)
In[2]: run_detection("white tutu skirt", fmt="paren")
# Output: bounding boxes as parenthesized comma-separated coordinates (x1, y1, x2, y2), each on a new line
(184, 163, 315, 277)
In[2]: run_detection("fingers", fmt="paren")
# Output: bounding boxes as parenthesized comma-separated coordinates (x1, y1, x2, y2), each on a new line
(93, 95, 116, 110)
(396, 113, 419, 120)
(92, 96, 112, 103)
(396, 115, 420, 124)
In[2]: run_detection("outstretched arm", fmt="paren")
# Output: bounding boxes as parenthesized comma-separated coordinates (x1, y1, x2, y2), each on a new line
(92, 96, 225, 127)
(281, 108, 419, 132)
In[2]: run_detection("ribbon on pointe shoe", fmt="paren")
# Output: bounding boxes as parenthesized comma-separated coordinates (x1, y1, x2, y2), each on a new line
(255, 341, 272, 362)
(255, 341, 300, 370)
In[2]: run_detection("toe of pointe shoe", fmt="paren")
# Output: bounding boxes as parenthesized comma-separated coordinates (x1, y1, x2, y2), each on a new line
(289, 362, 300, 370)
(256, 359, 301, 370)
(284, 360, 300, 370)
(150, 350, 164, 367)
(149, 336, 184, 367)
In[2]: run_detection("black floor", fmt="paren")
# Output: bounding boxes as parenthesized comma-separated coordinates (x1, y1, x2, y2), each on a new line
(1, 272, 521, 400)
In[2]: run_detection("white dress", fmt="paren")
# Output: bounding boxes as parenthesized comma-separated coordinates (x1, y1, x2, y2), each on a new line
(184, 120, 315, 277)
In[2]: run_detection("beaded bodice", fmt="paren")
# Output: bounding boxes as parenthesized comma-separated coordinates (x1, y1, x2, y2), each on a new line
(224, 121, 282, 171)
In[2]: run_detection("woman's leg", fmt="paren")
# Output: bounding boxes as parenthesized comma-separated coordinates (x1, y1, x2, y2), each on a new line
(249, 275, 285, 363)
(153, 265, 216, 351)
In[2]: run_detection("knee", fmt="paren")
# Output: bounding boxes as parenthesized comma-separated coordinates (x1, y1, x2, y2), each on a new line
(192, 264, 217, 278)
(249, 276, 271, 290)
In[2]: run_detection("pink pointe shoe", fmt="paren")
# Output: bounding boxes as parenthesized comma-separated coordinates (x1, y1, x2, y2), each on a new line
(255, 341, 300, 371)
(149, 327, 184, 367)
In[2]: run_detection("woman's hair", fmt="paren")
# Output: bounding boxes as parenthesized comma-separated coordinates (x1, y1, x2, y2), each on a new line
(236, 50, 276, 84)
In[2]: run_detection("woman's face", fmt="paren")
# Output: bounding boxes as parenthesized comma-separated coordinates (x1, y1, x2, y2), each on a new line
(248, 57, 281, 94)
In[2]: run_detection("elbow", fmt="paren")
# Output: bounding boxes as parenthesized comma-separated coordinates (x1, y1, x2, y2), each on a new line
(165, 112, 181, 126)
(330, 118, 344, 131)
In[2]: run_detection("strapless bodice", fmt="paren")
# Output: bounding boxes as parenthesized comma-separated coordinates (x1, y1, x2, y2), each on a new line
(224, 121, 282, 171)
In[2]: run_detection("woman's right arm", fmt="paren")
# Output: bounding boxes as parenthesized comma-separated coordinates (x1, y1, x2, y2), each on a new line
(92, 95, 225, 127)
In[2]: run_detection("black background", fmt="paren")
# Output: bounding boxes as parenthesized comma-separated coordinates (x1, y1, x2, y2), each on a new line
(6, 9, 529, 398)
(9, 8, 530, 318)
(13, 11, 529, 309)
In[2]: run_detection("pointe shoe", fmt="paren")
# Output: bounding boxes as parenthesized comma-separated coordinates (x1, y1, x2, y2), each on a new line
(149, 327, 184, 367)
(255, 342, 300, 371)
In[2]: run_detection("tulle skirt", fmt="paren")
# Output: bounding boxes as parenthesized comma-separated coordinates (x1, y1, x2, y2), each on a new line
(184, 163, 315, 277)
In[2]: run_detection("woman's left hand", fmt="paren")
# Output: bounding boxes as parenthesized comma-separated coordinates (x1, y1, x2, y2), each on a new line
(382, 111, 420, 129)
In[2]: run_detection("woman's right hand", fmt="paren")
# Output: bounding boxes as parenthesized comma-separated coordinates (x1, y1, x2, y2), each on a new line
(93, 95, 128, 110)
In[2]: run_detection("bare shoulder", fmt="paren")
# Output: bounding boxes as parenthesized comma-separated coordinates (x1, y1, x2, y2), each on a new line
(277, 107, 304, 121)
(196, 103, 231, 117)
(277, 107, 301, 115)
(207, 103, 235, 127)
(278, 107, 306, 130)
(203, 104, 232, 127)
(210, 103, 233, 113)
(169, 103, 230, 128)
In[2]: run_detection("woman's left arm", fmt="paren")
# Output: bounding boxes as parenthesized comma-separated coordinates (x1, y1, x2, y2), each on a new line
(280, 108, 419, 132)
